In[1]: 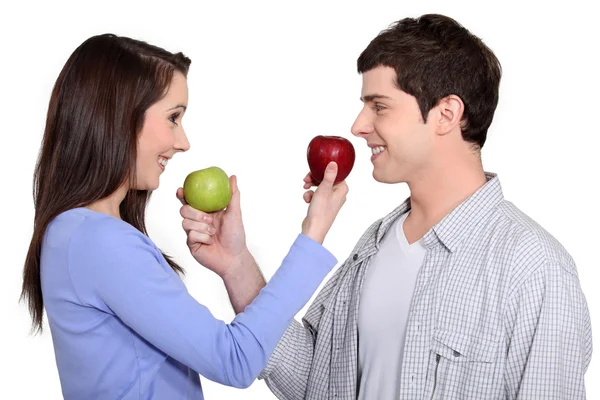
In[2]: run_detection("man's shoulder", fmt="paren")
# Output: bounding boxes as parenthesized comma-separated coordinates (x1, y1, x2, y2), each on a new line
(492, 200, 577, 277)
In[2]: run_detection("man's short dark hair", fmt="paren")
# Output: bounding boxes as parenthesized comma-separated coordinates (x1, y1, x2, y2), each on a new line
(358, 14, 502, 149)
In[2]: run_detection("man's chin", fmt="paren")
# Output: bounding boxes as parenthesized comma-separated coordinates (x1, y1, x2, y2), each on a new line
(373, 169, 405, 184)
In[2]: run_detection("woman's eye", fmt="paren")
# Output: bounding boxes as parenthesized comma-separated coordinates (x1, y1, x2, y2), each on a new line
(169, 113, 180, 124)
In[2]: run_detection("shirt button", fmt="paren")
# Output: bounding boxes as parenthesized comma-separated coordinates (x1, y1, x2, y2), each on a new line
(353, 253, 358, 261)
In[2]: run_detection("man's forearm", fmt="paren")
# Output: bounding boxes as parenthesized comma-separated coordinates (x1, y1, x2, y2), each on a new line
(221, 249, 266, 314)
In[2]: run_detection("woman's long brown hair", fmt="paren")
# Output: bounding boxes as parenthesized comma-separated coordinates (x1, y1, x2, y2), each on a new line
(22, 34, 191, 333)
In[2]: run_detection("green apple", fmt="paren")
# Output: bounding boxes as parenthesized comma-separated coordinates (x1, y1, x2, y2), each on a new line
(183, 166, 232, 212)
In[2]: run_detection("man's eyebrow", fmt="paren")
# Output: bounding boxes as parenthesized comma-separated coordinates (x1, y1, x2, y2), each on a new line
(167, 104, 187, 111)
(360, 94, 392, 102)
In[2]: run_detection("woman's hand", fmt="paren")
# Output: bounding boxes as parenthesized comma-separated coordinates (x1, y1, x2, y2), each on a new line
(177, 175, 250, 279)
(301, 162, 349, 244)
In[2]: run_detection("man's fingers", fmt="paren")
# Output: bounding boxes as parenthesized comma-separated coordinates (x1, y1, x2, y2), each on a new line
(303, 172, 320, 187)
(303, 190, 314, 204)
(332, 180, 349, 196)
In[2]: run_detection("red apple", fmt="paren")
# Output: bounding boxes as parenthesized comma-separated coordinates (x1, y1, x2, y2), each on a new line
(307, 135, 355, 184)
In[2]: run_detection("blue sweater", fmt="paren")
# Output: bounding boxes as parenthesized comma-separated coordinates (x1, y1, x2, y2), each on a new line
(40, 208, 337, 399)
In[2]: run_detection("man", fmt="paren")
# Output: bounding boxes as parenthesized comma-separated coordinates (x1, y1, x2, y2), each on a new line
(256, 14, 593, 399)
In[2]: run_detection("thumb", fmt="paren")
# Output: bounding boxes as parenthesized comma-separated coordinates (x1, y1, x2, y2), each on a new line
(226, 175, 242, 217)
(319, 162, 338, 189)
(176, 187, 187, 205)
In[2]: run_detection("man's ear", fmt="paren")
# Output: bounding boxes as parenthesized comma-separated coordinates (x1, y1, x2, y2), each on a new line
(435, 94, 464, 136)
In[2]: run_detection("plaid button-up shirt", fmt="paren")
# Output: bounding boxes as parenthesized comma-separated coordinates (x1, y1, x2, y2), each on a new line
(259, 173, 593, 399)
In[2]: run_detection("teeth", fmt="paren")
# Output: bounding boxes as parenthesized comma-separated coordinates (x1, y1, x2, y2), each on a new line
(158, 157, 168, 167)
(371, 146, 386, 155)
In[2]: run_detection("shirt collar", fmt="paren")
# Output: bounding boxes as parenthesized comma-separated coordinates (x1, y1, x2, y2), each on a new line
(374, 172, 504, 253)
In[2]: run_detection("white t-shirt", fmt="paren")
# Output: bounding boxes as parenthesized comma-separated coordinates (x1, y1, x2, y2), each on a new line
(357, 212, 427, 399)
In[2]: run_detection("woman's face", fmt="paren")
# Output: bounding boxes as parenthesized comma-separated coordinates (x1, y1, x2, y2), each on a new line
(135, 71, 190, 191)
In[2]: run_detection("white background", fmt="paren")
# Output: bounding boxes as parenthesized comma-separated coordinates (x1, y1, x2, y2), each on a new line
(1, 0, 598, 398)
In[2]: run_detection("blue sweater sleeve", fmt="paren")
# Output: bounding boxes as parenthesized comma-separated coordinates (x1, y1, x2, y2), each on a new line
(67, 217, 336, 388)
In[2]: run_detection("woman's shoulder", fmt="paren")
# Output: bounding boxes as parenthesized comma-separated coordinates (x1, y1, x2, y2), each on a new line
(48, 208, 153, 251)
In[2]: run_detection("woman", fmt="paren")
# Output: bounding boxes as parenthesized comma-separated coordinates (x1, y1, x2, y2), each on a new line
(21, 33, 348, 399)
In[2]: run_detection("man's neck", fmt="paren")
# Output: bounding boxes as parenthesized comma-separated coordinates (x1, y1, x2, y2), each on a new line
(403, 159, 487, 244)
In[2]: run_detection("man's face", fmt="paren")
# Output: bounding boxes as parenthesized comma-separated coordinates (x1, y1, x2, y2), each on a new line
(351, 66, 436, 184)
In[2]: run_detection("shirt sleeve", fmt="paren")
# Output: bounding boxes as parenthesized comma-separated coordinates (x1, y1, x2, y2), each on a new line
(504, 262, 593, 399)
(67, 217, 337, 389)
(258, 260, 348, 399)
(259, 320, 316, 400)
